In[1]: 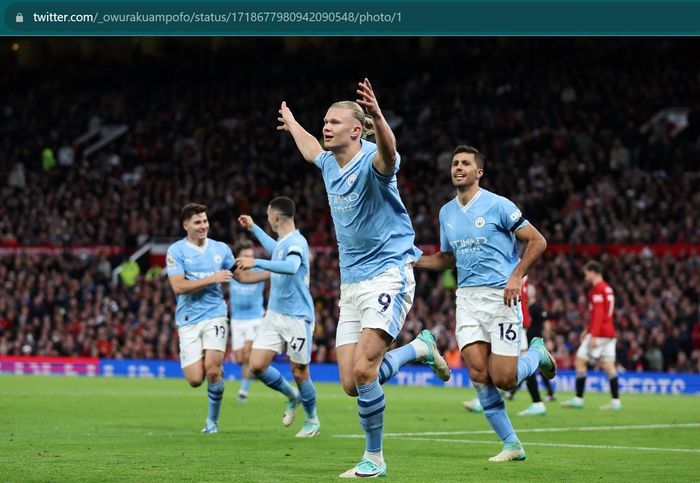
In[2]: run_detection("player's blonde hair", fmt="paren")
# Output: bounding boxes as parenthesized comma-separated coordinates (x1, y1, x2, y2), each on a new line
(330, 101, 375, 139)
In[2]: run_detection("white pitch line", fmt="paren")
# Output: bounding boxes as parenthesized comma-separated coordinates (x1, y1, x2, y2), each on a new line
(333, 422, 700, 438)
(383, 437, 700, 454)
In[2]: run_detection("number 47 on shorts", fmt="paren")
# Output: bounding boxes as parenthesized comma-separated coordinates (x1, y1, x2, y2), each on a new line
(289, 337, 305, 351)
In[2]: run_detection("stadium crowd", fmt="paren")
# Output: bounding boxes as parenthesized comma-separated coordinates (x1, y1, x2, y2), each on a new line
(1, 38, 699, 372)
(1, 250, 699, 373)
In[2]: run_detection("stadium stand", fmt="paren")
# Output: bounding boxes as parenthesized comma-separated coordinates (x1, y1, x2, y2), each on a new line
(1, 38, 698, 372)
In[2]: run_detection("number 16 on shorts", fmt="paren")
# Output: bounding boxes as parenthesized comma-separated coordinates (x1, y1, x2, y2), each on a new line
(499, 323, 518, 341)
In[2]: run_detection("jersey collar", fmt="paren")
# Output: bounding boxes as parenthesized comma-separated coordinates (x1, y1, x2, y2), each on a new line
(277, 230, 297, 244)
(186, 238, 209, 252)
(338, 143, 365, 174)
(456, 188, 483, 213)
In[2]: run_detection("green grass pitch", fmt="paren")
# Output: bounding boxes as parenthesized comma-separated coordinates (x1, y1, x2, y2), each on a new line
(1, 375, 699, 481)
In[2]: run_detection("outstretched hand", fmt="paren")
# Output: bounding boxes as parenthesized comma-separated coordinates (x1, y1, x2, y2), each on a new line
(237, 215, 254, 230)
(277, 101, 296, 132)
(235, 257, 256, 270)
(356, 78, 381, 117)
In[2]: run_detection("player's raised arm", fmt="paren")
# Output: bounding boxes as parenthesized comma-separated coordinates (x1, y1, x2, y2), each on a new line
(238, 215, 277, 254)
(356, 78, 397, 176)
(277, 101, 323, 163)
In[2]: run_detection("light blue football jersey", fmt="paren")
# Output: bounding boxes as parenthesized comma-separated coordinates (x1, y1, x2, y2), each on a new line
(166, 238, 234, 327)
(439, 189, 529, 288)
(229, 270, 265, 321)
(314, 139, 422, 284)
(268, 230, 315, 322)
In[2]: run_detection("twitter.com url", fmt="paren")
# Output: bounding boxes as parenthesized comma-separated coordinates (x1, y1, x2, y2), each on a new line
(29, 10, 403, 25)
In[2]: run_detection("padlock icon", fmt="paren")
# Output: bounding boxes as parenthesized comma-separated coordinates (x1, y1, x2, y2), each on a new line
(16, 13, 24, 23)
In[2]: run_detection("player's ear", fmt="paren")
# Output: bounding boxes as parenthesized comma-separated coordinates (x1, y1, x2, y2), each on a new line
(351, 123, 362, 140)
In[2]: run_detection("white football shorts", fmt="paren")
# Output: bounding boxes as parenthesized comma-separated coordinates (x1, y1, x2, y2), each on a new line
(230, 318, 262, 351)
(456, 286, 522, 357)
(336, 263, 416, 347)
(178, 316, 228, 368)
(252, 310, 314, 365)
(576, 334, 617, 362)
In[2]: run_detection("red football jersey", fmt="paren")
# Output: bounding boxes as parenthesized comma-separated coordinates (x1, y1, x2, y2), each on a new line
(588, 280, 616, 338)
(521, 276, 531, 328)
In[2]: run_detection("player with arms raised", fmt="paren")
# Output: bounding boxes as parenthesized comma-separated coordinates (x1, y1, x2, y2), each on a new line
(278, 79, 450, 478)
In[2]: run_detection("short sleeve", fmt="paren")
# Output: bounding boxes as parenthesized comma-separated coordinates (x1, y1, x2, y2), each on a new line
(166, 246, 184, 276)
(313, 150, 330, 169)
(498, 197, 529, 232)
(224, 245, 235, 270)
(371, 150, 401, 181)
(439, 208, 452, 253)
(287, 244, 303, 258)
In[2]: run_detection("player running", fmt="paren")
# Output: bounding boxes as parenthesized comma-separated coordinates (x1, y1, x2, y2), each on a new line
(278, 79, 450, 477)
(236, 197, 320, 437)
(166, 203, 234, 434)
(229, 239, 266, 402)
(415, 145, 554, 461)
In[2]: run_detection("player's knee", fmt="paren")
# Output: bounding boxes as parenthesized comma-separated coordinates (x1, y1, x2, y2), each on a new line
(291, 365, 308, 383)
(468, 369, 490, 386)
(492, 373, 517, 391)
(249, 361, 268, 375)
(341, 380, 359, 397)
(206, 368, 221, 383)
(187, 377, 204, 388)
(351, 361, 377, 385)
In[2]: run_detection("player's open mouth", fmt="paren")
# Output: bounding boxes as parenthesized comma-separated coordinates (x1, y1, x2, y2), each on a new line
(454, 173, 465, 180)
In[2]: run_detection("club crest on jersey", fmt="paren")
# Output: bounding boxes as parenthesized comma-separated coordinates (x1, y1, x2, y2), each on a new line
(214, 255, 222, 263)
(348, 173, 357, 187)
(475, 216, 486, 228)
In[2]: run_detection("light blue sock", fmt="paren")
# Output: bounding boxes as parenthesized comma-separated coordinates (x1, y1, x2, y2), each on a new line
(257, 367, 296, 399)
(474, 382, 519, 446)
(378, 344, 417, 384)
(298, 379, 317, 420)
(240, 377, 252, 393)
(357, 379, 385, 453)
(517, 347, 541, 385)
(207, 379, 224, 422)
